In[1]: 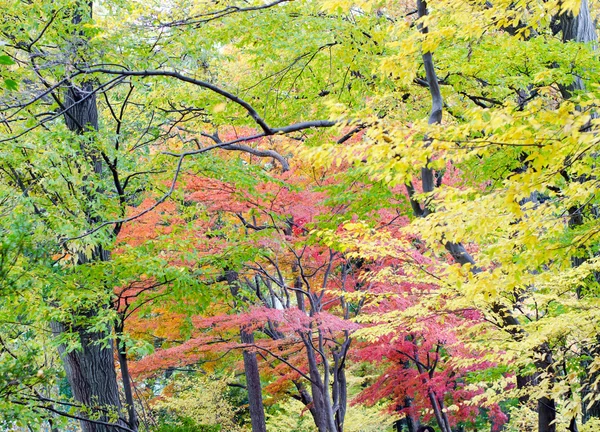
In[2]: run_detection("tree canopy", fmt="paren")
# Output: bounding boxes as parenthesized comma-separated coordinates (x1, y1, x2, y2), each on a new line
(1, 0, 599, 431)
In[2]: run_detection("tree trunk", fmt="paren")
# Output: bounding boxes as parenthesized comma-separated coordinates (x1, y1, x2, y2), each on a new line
(240, 330, 267, 432)
(559, 0, 597, 96)
(538, 397, 556, 432)
(51, 321, 127, 432)
(304, 332, 330, 432)
(333, 361, 347, 431)
(54, 56, 127, 430)
(535, 346, 556, 432)
(560, 0, 597, 45)
(224, 269, 268, 432)
(116, 329, 138, 431)
(559, 1, 600, 423)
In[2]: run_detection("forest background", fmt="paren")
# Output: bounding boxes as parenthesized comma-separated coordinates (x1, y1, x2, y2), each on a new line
(1, 0, 600, 431)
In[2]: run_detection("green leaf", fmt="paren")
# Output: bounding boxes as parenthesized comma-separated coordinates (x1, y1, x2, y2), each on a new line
(4, 79, 17, 90)
(0, 55, 14, 65)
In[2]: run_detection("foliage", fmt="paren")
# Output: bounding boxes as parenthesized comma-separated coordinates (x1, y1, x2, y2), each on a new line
(152, 374, 243, 432)
(1, 0, 600, 431)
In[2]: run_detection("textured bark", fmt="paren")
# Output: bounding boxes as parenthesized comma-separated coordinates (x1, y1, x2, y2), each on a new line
(240, 330, 267, 432)
(560, 0, 597, 45)
(64, 82, 100, 133)
(559, 0, 597, 96)
(55, 61, 128, 431)
(51, 321, 127, 432)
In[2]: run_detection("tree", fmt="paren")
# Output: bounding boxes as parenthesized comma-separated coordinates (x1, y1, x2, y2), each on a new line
(305, 0, 600, 430)
(3, 0, 600, 431)
(0, 0, 339, 429)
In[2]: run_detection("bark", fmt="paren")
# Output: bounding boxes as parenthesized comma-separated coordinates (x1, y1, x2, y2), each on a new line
(50, 320, 127, 432)
(333, 360, 347, 431)
(560, 0, 597, 45)
(64, 82, 100, 134)
(300, 323, 348, 432)
(414, 358, 451, 432)
(240, 330, 267, 432)
(394, 410, 420, 432)
(223, 269, 267, 432)
(403, 397, 420, 432)
(116, 329, 138, 431)
(53, 32, 128, 428)
(532, 344, 556, 432)
(559, 0, 597, 96)
(302, 330, 333, 432)
(568, 417, 579, 432)
(538, 397, 556, 432)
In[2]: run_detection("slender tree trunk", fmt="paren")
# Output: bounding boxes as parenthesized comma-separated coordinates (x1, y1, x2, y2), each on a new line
(240, 330, 267, 432)
(223, 269, 268, 432)
(116, 328, 138, 431)
(534, 345, 556, 432)
(333, 359, 347, 431)
(304, 331, 329, 432)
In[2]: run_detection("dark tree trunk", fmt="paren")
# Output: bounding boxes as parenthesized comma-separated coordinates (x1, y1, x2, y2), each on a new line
(538, 397, 556, 432)
(223, 269, 267, 432)
(116, 330, 138, 431)
(64, 82, 100, 134)
(333, 363, 347, 431)
(51, 320, 127, 432)
(560, 0, 597, 44)
(303, 333, 330, 432)
(393, 398, 420, 432)
(54, 56, 128, 430)
(535, 346, 556, 432)
(240, 330, 267, 432)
